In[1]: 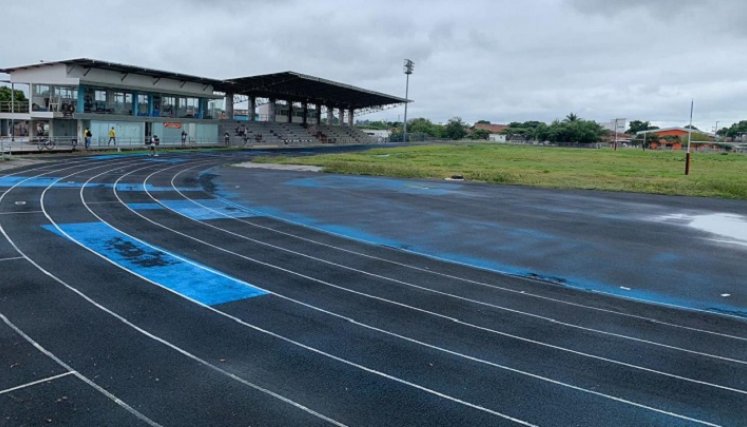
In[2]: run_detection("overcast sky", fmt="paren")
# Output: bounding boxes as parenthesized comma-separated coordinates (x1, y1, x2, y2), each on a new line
(3, 0, 747, 130)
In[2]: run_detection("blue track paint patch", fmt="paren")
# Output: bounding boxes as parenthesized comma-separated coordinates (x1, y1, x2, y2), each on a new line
(42, 222, 266, 305)
(128, 203, 164, 210)
(216, 195, 747, 318)
(287, 175, 462, 196)
(153, 199, 256, 221)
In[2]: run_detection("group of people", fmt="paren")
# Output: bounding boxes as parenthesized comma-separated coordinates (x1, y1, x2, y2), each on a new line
(78, 126, 167, 156)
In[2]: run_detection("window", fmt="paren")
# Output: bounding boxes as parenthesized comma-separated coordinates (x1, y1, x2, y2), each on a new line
(179, 97, 199, 118)
(161, 96, 175, 117)
(137, 94, 149, 116)
(93, 90, 109, 113)
(112, 92, 132, 115)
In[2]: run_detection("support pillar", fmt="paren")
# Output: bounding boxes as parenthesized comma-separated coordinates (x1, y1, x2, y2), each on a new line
(348, 108, 354, 127)
(269, 98, 276, 122)
(287, 100, 293, 123)
(249, 96, 256, 122)
(302, 102, 308, 126)
(326, 106, 333, 125)
(338, 108, 344, 126)
(225, 93, 234, 120)
(315, 103, 322, 125)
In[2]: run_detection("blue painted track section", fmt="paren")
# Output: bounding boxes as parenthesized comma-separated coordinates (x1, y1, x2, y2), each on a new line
(129, 199, 256, 221)
(43, 222, 266, 305)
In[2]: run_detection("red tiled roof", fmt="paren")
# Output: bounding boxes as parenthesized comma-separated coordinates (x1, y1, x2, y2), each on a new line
(474, 123, 508, 133)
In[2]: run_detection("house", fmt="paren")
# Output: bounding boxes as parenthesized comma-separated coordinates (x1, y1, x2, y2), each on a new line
(635, 127, 715, 150)
(473, 123, 508, 142)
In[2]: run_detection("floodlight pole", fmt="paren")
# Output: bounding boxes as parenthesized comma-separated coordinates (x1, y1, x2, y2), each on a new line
(403, 59, 414, 143)
(685, 99, 693, 175)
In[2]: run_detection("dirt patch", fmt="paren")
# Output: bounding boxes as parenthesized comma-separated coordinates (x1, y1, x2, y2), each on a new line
(0, 157, 47, 172)
(232, 161, 322, 172)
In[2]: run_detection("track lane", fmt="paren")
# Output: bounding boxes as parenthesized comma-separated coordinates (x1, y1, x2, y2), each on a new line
(83, 155, 747, 424)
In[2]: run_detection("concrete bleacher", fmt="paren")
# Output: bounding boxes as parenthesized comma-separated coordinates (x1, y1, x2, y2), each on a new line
(219, 121, 377, 147)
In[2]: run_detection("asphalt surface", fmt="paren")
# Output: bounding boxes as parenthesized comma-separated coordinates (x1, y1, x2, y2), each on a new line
(1, 149, 746, 426)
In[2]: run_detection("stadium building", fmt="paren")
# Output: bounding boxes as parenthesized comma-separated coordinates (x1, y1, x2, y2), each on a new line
(0, 59, 406, 148)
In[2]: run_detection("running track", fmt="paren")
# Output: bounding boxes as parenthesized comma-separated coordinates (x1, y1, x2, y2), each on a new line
(1, 151, 745, 426)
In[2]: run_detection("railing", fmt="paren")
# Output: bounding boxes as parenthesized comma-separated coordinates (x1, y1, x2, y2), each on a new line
(0, 100, 30, 113)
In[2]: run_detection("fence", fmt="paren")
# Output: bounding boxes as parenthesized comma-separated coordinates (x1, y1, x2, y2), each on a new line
(0, 100, 30, 113)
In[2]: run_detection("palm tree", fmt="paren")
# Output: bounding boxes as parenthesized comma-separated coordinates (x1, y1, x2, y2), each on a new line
(565, 113, 579, 122)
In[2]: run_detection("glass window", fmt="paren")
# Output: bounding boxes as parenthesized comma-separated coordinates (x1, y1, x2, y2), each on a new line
(33, 85, 50, 96)
(137, 94, 149, 116)
(112, 92, 132, 115)
(93, 90, 109, 113)
(161, 96, 175, 117)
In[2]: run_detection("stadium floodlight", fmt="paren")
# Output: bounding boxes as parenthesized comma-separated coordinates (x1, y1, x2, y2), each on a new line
(403, 59, 414, 143)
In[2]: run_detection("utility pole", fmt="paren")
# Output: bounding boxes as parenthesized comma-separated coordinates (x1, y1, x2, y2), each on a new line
(612, 118, 624, 150)
(685, 99, 694, 175)
(403, 59, 414, 143)
(714, 120, 719, 141)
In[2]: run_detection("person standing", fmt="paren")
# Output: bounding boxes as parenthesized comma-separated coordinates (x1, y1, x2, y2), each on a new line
(84, 128, 92, 150)
(147, 134, 160, 157)
(181, 130, 188, 147)
(108, 127, 116, 146)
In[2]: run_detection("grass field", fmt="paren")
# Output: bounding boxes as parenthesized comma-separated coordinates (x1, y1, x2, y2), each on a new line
(255, 143, 747, 199)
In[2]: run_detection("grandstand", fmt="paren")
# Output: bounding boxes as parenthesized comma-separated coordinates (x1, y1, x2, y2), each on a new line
(0, 59, 408, 150)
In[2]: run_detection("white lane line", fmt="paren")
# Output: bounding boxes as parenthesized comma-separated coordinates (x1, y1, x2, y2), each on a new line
(140, 166, 747, 396)
(168, 179, 747, 365)
(156, 167, 747, 370)
(112, 163, 726, 425)
(0, 313, 162, 427)
(0, 371, 75, 396)
(0, 158, 164, 427)
(84, 163, 534, 426)
(33, 159, 350, 427)
(0, 256, 24, 262)
(0, 210, 43, 215)
(185, 164, 747, 338)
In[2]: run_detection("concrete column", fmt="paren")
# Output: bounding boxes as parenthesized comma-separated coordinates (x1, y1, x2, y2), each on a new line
(225, 93, 234, 120)
(338, 108, 344, 126)
(326, 106, 333, 125)
(269, 98, 276, 122)
(287, 100, 293, 123)
(249, 96, 256, 122)
(302, 102, 308, 126)
(315, 103, 322, 125)
(348, 108, 354, 127)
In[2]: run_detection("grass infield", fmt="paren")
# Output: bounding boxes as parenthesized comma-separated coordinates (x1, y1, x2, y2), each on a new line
(255, 143, 747, 199)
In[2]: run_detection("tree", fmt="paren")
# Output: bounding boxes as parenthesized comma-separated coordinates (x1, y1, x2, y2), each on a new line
(468, 128, 490, 140)
(407, 117, 443, 138)
(545, 116, 605, 144)
(627, 120, 658, 134)
(443, 117, 468, 140)
(564, 113, 579, 122)
(0, 86, 27, 103)
(475, 120, 491, 125)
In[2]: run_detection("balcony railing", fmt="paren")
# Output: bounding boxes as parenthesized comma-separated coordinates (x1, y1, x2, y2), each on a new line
(0, 100, 30, 113)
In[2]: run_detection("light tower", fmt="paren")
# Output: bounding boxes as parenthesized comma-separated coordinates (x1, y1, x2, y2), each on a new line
(403, 59, 414, 143)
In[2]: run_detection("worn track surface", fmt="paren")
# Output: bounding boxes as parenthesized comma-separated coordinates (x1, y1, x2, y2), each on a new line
(1, 150, 745, 426)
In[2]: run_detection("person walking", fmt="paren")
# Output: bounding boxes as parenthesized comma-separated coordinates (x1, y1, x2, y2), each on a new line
(181, 130, 188, 147)
(107, 127, 116, 146)
(84, 128, 92, 150)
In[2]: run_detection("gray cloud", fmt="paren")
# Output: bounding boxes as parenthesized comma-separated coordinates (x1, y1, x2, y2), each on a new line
(2, 0, 747, 129)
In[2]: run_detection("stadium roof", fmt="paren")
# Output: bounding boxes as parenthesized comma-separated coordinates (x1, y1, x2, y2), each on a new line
(220, 71, 408, 109)
(0, 58, 225, 86)
(2, 59, 407, 109)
